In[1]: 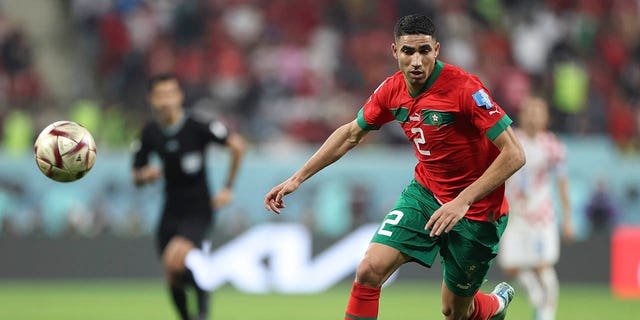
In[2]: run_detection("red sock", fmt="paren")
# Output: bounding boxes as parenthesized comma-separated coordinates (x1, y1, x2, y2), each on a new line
(470, 292, 500, 320)
(344, 282, 380, 319)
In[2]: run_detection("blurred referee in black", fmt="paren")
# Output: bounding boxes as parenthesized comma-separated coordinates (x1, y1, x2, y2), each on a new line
(132, 73, 245, 320)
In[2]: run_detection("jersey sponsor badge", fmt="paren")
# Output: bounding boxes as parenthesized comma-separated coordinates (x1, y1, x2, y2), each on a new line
(472, 89, 493, 109)
(181, 152, 203, 174)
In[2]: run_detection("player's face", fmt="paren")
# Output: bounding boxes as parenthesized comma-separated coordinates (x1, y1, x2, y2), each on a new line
(520, 98, 549, 134)
(149, 79, 184, 124)
(392, 34, 440, 95)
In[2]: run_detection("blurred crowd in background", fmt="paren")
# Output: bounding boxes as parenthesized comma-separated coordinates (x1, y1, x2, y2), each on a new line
(0, 0, 639, 239)
(0, 0, 639, 151)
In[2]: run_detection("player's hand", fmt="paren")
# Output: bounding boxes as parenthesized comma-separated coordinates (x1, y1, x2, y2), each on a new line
(134, 166, 162, 185)
(264, 178, 301, 214)
(212, 187, 233, 209)
(424, 198, 469, 237)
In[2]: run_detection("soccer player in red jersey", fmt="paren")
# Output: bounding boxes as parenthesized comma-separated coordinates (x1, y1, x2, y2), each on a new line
(264, 14, 525, 320)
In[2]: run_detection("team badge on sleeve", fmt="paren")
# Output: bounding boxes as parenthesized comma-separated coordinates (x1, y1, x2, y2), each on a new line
(472, 89, 493, 109)
(209, 121, 228, 139)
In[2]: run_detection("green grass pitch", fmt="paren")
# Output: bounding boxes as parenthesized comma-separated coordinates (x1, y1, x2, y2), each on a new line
(0, 280, 638, 319)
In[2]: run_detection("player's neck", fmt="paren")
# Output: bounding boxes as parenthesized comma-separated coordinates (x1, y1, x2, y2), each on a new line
(163, 109, 185, 127)
(406, 81, 427, 97)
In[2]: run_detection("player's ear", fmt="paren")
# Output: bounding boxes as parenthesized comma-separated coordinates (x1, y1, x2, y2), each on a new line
(434, 42, 440, 58)
(391, 42, 398, 59)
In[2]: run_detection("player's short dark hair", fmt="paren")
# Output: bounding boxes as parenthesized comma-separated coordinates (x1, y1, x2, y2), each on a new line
(147, 73, 180, 92)
(394, 14, 436, 40)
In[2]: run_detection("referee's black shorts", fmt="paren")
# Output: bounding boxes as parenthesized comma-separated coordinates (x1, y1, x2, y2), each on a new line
(156, 197, 214, 256)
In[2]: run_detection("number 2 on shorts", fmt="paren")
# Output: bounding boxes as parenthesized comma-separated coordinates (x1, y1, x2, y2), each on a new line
(377, 210, 404, 237)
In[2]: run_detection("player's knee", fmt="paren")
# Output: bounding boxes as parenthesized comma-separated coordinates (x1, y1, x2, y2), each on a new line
(355, 259, 385, 287)
(441, 301, 472, 320)
(440, 306, 467, 320)
(441, 305, 452, 317)
(162, 237, 194, 273)
(162, 249, 182, 274)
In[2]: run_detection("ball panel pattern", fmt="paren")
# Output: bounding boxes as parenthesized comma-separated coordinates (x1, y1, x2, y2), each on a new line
(34, 121, 97, 182)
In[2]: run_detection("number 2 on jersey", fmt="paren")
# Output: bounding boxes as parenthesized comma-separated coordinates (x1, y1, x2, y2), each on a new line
(411, 127, 431, 156)
(377, 210, 404, 237)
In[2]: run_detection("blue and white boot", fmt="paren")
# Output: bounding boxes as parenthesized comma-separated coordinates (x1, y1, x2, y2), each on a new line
(489, 282, 515, 320)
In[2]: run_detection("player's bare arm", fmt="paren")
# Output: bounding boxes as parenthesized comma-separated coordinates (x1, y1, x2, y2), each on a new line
(264, 120, 368, 214)
(558, 175, 574, 241)
(132, 166, 162, 186)
(212, 133, 246, 209)
(426, 126, 525, 236)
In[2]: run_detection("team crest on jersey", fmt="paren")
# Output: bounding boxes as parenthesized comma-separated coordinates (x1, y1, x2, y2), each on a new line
(391, 108, 454, 127)
(472, 89, 493, 109)
(431, 113, 440, 125)
(423, 110, 454, 128)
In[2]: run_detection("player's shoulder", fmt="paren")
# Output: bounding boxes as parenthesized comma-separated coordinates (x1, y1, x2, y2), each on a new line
(376, 72, 405, 92)
(187, 112, 230, 139)
(367, 72, 405, 105)
(389, 71, 405, 83)
(134, 121, 161, 146)
(140, 120, 160, 134)
(436, 62, 486, 98)
(187, 111, 219, 128)
(442, 62, 485, 87)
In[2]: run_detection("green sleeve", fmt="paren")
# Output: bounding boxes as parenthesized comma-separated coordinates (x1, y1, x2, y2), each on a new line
(485, 114, 512, 141)
(356, 107, 381, 131)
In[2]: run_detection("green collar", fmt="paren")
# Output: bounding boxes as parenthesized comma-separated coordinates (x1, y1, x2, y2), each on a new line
(409, 60, 444, 98)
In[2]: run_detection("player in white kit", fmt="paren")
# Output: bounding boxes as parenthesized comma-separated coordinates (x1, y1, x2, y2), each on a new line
(498, 96, 574, 320)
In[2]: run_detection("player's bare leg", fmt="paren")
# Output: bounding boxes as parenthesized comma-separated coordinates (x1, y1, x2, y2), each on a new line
(440, 283, 475, 319)
(534, 265, 558, 320)
(512, 267, 544, 318)
(505, 265, 552, 320)
(163, 236, 195, 273)
(345, 243, 411, 320)
(164, 236, 213, 320)
(355, 243, 409, 287)
(163, 236, 196, 320)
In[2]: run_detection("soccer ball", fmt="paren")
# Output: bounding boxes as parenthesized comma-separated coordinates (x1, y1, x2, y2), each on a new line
(34, 121, 97, 182)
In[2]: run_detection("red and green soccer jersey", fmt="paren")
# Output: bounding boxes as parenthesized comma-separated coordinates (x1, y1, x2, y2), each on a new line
(357, 60, 512, 222)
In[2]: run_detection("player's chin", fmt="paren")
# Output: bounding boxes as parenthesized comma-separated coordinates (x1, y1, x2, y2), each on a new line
(410, 76, 426, 84)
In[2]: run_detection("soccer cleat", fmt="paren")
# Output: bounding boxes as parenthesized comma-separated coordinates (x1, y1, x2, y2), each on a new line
(489, 282, 515, 320)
